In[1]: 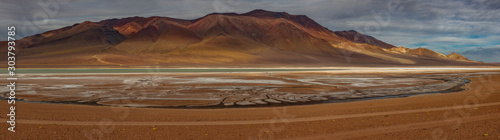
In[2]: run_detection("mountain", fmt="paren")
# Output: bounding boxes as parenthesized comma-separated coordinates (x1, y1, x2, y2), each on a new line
(446, 52, 473, 62)
(334, 30, 395, 49)
(388, 47, 476, 61)
(0, 9, 486, 68)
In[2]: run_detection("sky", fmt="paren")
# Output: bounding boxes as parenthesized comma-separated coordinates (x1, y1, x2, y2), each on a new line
(1, 0, 499, 62)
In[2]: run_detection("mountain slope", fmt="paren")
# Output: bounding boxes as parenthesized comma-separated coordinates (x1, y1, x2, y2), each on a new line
(446, 52, 473, 62)
(334, 30, 395, 49)
(0, 9, 485, 68)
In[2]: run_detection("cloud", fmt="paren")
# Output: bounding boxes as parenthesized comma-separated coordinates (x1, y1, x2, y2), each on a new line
(461, 46, 500, 62)
(1, 0, 498, 62)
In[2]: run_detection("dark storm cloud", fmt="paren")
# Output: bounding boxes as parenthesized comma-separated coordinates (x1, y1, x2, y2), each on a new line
(1, 0, 499, 62)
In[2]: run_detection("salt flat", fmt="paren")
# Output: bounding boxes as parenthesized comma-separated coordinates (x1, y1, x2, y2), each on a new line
(2, 67, 499, 108)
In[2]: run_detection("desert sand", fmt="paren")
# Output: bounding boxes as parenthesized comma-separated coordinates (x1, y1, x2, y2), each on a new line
(1, 68, 500, 139)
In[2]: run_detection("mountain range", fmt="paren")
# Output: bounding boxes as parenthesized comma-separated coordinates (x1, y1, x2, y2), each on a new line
(0, 9, 489, 68)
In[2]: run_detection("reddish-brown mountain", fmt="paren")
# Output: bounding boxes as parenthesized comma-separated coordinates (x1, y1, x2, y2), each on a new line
(0, 9, 486, 68)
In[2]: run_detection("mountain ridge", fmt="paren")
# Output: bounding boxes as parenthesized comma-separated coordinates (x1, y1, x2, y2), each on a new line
(0, 9, 488, 68)
(334, 30, 396, 49)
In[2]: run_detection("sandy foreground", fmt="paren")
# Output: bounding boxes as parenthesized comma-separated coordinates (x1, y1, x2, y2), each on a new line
(1, 68, 500, 139)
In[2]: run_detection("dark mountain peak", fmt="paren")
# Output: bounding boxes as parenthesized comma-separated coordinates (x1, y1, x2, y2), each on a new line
(206, 12, 240, 17)
(243, 9, 291, 18)
(75, 21, 98, 27)
(194, 9, 291, 20)
(99, 16, 148, 27)
(243, 9, 326, 31)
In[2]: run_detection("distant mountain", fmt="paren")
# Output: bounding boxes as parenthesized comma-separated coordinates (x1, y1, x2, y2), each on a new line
(0, 9, 486, 68)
